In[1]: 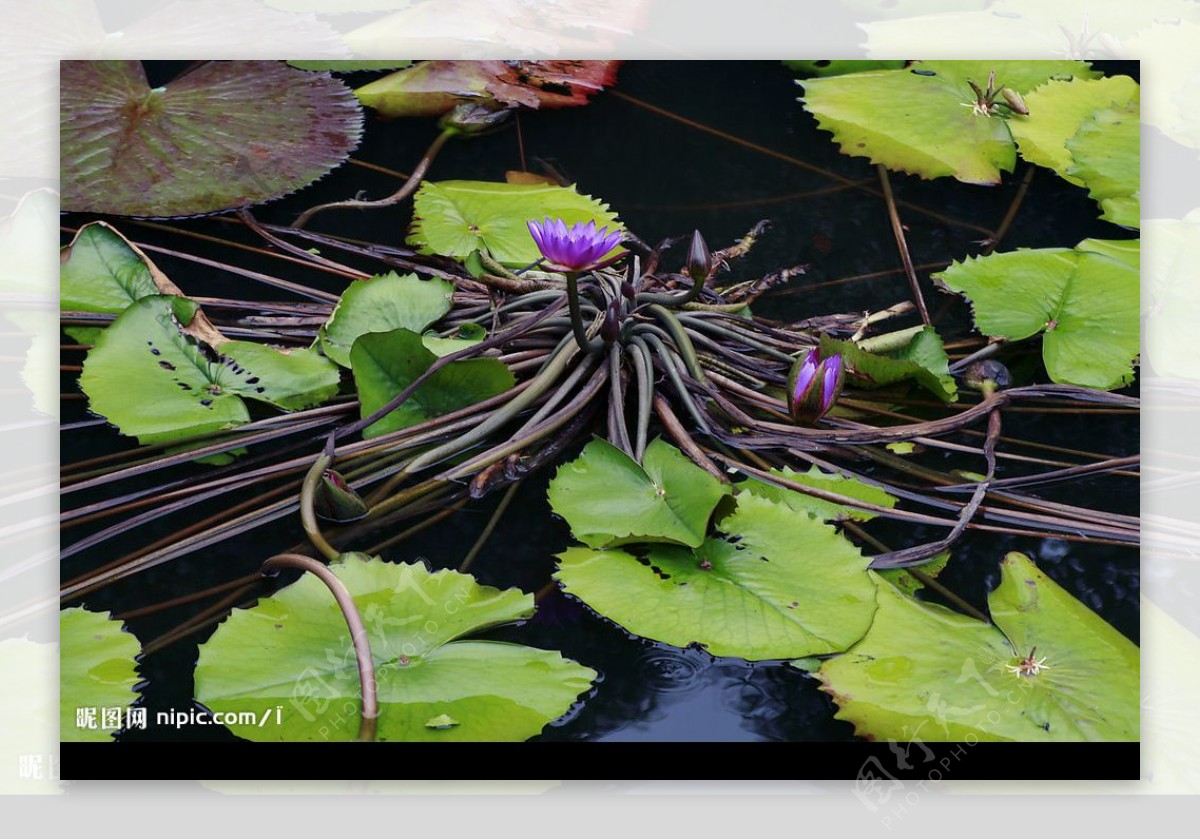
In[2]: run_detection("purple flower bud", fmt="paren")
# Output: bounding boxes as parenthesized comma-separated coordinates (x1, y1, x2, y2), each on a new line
(527, 217, 625, 273)
(686, 229, 712, 285)
(787, 347, 843, 424)
(600, 298, 623, 343)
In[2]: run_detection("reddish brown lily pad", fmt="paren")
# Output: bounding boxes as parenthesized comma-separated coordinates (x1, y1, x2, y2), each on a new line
(355, 60, 620, 118)
(61, 60, 363, 218)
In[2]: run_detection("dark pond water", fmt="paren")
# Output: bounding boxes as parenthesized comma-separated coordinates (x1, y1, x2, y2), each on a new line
(61, 60, 1139, 744)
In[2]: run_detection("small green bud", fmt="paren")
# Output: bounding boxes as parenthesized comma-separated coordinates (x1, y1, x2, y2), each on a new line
(1000, 88, 1029, 115)
(438, 102, 513, 135)
(314, 469, 369, 522)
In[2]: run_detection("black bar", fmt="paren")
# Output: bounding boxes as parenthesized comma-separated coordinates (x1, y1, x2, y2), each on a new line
(61, 741, 1138, 781)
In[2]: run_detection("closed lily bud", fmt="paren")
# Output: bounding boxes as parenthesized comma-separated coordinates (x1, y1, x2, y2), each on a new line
(600, 298, 623, 343)
(438, 101, 513, 135)
(686, 229, 712, 285)
(787, 348, 844, 425)
(314, 469, 369, 522)
(1000, 88, 1029, 115)
(961, 359, 1012, 395)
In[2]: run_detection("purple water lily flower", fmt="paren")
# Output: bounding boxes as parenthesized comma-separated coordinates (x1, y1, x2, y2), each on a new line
(788, 347, 844, 425)
(527, 218, 623, 273)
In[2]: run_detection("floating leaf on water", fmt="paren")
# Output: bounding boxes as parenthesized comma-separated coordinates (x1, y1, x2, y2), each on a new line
(350, 328, 514, 438)
(934, 242, 1139, 389)
(798, 60, 1098, 184)
(319, 271, 455, 367)
(547, 438, 731, 550)
(61, 60, 362, 217)
(1066, 99, 1140, 229)
(1008, 75, 1139, 187)
(60, 223, 162, 314)
(194, 556, 596, 742)
(555, 493, 876, 660)
(409, 180, 623, 267)
(818, 552, 1139, 741)
(60, 608, 141, 742)
(355, 60, 619, 118)
(80, 295, 340, 445)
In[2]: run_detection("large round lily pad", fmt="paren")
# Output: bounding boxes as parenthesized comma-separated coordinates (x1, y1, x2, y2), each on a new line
(934, 241, 1139, 389)
(61, 60, 362, 217)
(817, 552, 1139, 741)
(194, 555, 596, 741)
(555, 493, 877, 660)
(799, 60, 1098, 184)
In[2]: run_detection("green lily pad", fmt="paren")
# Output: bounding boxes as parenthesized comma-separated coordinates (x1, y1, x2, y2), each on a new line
(194, 555, 596, 741)
(61, 60, 362, 217)
(818, 552, 1138, 741)
(799, 60, 1098, 184)
(876, 550, 951, 596)
(1067, 99, 1140, 228)
(61, 223, 161, 313)
(1077, 237, 1139, 269)
(320, 271, 455, 367)
(1008, 75, 1139, 187)
(420, 323, 487, 357)
(820, 328, 957, 401)
(79, 295, 341, 445)
(741, 465, 895, 522)
(934, 243, 1139, 389)
(783, 60, 907, 77)
(350, 328, 514, 439)
(547, 438, 731, 550)
(408, 180, 623, 267)
(60, 607, 141, 742)
(554, 493, 876, 660)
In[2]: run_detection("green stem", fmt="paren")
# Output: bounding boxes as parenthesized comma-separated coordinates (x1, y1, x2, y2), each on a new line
(607, 343, 633, 455)
(261, 553, 379, 741)
(566, 272, 600, 352)
(648, 304, 706, 383)
(299, 438, 340, 562)
(403, 337, 580, 474)
(626, 339, 654, 462)
(634, 330, 711, 435)
(675, 313, 796, 364)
